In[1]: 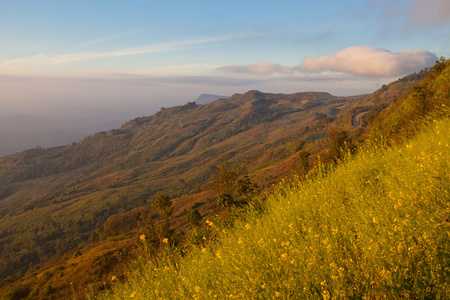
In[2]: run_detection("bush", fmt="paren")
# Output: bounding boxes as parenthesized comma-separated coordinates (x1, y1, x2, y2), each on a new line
(186, 209, 202, 227)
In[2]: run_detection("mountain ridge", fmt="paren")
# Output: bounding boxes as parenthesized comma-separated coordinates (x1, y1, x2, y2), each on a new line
(0, 73, 428, 299)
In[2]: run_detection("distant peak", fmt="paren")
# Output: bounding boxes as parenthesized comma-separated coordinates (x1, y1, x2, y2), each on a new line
(194, 94, 229, 105)
(246, 90, 263, 96)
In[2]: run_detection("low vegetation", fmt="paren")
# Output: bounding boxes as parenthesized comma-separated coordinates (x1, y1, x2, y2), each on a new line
(101, 117, 450, 300)
(98, 59, 450, 299)
(0, 59, 447, 299)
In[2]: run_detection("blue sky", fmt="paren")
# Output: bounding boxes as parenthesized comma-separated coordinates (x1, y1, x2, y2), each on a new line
(1, 0, 449, 116)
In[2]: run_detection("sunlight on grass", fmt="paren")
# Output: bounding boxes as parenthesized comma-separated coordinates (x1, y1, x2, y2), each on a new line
(101, 118, 450, 299)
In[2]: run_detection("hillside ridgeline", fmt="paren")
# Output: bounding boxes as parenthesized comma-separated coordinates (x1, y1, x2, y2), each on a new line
(0, 66, 433, 299)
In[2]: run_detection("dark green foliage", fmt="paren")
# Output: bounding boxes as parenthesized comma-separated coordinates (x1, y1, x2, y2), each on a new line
(315, 112, 335, 127)
(236, 175, 255, 202)
(153, 193, 173, 220)
(137, 194, 176, 256)
(217, 193, 235, 208)
(211, 157, 239, 196)
(298, 150, 311, 176)
(191, 202, 204, 209)
(137, 212, 160, 249)
(327, 127, 348, 162)
(186, 209, 202, 227)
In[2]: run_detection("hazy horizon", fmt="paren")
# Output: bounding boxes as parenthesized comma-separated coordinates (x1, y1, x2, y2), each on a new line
(1, 0, 449, 155)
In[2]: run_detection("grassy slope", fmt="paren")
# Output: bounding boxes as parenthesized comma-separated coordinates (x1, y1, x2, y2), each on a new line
(102, 117, 450, 300)
(100, 61, 450, 299)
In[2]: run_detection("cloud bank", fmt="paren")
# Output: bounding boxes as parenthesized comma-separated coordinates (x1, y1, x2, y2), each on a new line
(299, 46, 437, 77)
(219, 46, 437, 78)
(218, 61, 295, 75)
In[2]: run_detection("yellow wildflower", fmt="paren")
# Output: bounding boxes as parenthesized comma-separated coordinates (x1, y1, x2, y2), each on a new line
(162, 238, 169, 244)
(139, 234, 146, 241)
(130, 291, 136, 298)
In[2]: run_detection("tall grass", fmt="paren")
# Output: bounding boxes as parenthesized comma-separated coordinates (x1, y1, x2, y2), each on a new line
(101, 118, 450, 299)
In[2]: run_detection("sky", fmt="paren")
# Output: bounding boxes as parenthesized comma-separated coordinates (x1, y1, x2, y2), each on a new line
(1, 0, 450, 118)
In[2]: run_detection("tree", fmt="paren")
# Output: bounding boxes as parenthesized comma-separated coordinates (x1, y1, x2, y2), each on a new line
(211, 157, 257, 208)
(236, 175, 255, 202)
(328, 127, 348, 162)
(211, 156, 239, 196)
(217, 193, 235, 208)
(186, 209, 202, 227)
(298, 150, 311, 176)
(153, 193, 173, 220)
(136, 193, 175, 247)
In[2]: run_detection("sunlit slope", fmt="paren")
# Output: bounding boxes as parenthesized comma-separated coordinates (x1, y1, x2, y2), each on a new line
(365, 58, 450, 144)
(0, 90, 362, 290)
(104, 118, 450, 299)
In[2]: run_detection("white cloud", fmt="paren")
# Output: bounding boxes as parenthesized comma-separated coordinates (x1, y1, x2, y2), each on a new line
(218, 61, 295, 75)
(77, 34, 125, 48)
(219, 46, 437, 78)
(3, 54, 50, 66)
(410, 0, 450, 28)
(51, 37, 231, 64)
(2, 35, 243, 66)
(299, 46, 437, 77)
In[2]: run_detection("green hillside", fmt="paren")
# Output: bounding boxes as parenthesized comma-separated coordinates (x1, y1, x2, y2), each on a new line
(0, 59, 442, 299)
(98, 59, 450, 299)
